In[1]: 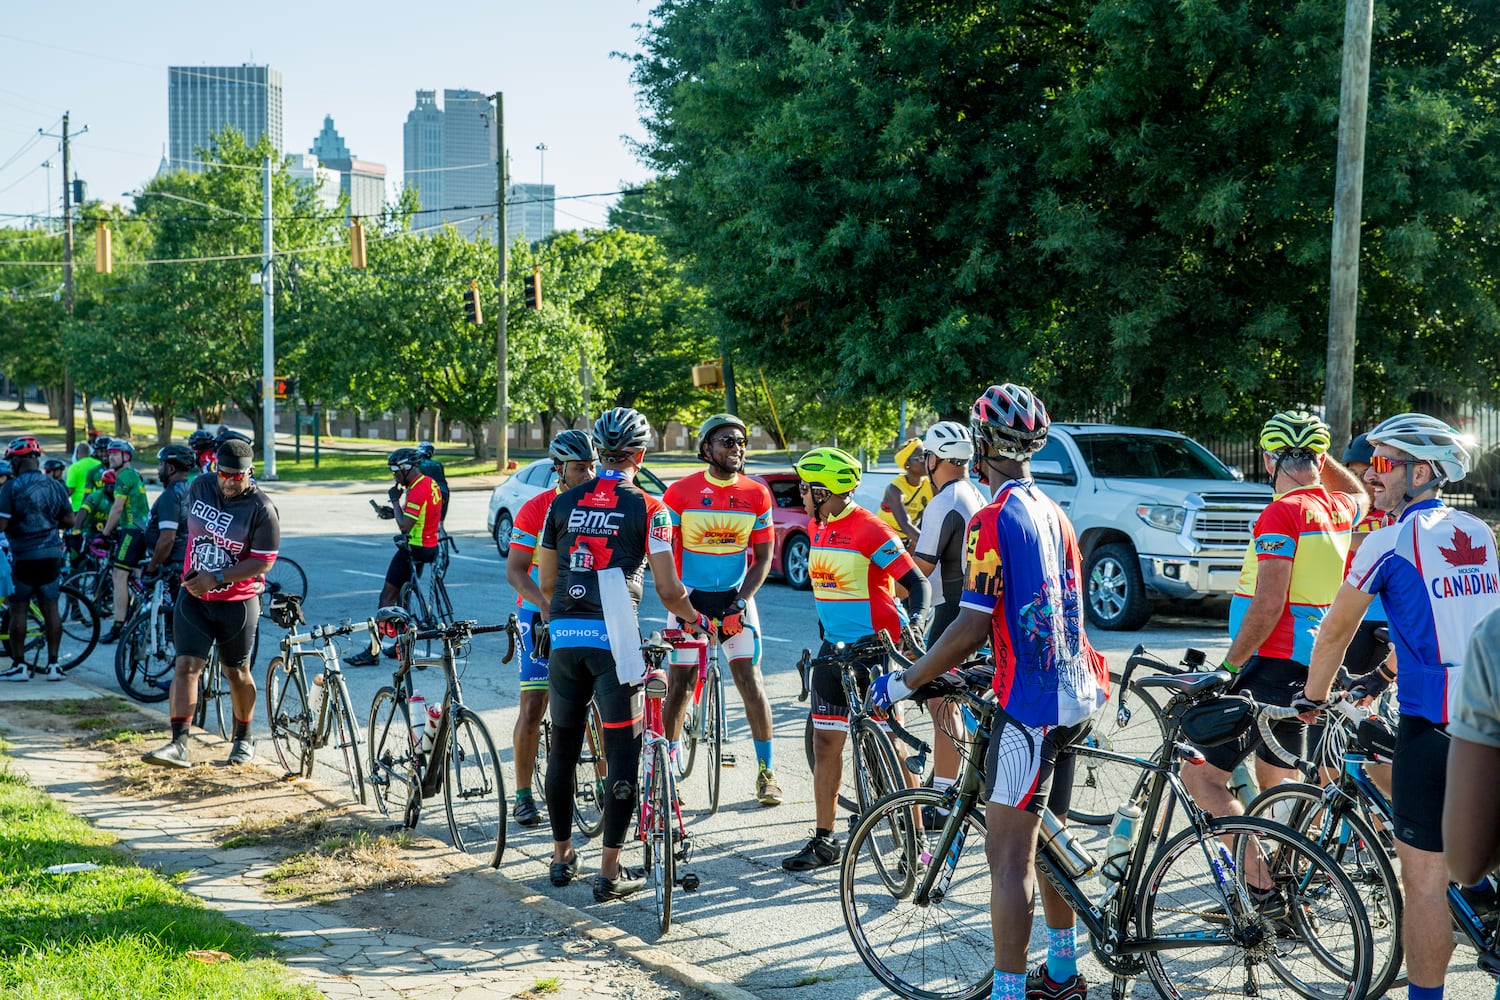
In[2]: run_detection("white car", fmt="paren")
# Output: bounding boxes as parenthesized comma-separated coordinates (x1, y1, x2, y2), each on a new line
(486, 458, 669, 557)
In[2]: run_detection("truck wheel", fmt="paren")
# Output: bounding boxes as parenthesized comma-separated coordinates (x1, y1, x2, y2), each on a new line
(1084, 542, 1152, 631)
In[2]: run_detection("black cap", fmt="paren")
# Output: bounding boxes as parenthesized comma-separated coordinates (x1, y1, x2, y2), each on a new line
(216, 438, 255, 471)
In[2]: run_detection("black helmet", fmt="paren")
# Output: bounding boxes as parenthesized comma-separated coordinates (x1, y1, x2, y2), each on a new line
(697, 413, 748, 459)
(375, 605, 414, 639)
(91, 435, 112, 455)
(549, 429, 598, 464)
(388, 447, 421, 472)
(187, 429, 215, 450)
(416, 441, 435, 459)
(157, 444, 196, 471)
(1341, 433, 1374, 467)
(593, 407, 652, 459)
(106, 439, 135, 458)
(43, 457, 67, 472)
(215, 427, 252, 446)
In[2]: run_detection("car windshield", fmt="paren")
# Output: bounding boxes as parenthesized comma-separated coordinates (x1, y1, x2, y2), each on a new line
(1073, 434, 1234, 481)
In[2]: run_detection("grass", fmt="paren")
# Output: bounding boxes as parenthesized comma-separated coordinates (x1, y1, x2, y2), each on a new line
(0, 758, 318, 1000)
(244, 814, 434, 901)
(31, 698, 147, 744)
(527, 975, 562, 994)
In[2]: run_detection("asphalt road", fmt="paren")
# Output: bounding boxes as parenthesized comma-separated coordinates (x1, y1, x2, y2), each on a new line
(56, 487, 1489, 999)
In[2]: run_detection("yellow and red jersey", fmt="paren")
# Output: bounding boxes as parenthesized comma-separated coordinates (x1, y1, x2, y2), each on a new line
(510, 487, 560, 612)
(662, 471, 773, 593)
(403, 474, 442, 548)
(809, 504, 917, 645)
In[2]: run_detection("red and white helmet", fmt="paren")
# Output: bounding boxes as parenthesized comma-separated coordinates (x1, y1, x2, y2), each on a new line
(4, 436, 41, 459)
(970, 384, 1050, 458)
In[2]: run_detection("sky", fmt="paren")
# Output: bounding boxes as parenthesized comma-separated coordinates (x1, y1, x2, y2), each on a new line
(0, 0, 657, 232)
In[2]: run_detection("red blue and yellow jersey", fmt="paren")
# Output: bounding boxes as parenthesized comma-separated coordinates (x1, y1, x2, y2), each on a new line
(1349, 505, 1396, 623)
(959, 479, 1108, 728)
(402, 474, 442, 548)
(1229, 486, 1358, 664)
(662, 471, 773, 593)
(808, 504, 916, 645)
(510, 487, 560, 612)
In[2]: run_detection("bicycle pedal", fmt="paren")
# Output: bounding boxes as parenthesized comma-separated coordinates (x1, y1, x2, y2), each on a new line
(721, 752, 737, 767)
(679, 872, 701, 892)
(675, 836, 693, 863)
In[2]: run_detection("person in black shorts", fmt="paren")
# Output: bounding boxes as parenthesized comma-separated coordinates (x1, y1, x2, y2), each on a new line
(142, 439, 280, 769)
(142, 445, 195, 597)
(0, 436, 75, 682)
(535, 407, 707, 903)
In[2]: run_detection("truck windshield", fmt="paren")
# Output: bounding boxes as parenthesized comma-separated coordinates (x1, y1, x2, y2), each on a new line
(1074, 434, 1235, 481)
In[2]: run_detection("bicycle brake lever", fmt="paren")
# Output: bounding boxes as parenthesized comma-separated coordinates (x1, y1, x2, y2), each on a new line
(501, 613, 517, 664)
(796, 649, 811, 703)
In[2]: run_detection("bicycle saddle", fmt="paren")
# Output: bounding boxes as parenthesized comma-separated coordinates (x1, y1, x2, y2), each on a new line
(375, 605, 414, 635)
(1136, 669, 1232, 698)
(641, 631, 674, 655)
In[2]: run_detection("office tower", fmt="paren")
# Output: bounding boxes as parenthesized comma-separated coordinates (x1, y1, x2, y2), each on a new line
(402, 89, 497, 241)
(287, 154, 341, 212)
(167, 64, 283, 171)
(507, 183, 555, 245)
(308, 115, 388, 220)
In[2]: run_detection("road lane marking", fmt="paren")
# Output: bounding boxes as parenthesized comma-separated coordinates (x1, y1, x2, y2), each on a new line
(449, 553, 493, 564)
(341, 570, 387, 579)
(339, 539, 386, 547)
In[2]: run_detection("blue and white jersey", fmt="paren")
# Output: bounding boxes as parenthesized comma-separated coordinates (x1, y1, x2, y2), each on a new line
(1346, 498, 1500, 723)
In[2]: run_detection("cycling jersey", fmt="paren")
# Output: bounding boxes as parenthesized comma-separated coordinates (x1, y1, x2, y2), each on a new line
(402, 473, 442, 547)
(510, 486, 560, 613)
(913, 477, 986, 609)
(0, 470, 71, 560)
(662, 470, 773, 593)
(959, 478, 1109, 728)
(77, 488, 112, 535)
(1229, 485, 1359, 665)
(63, 456, 99, 510)
(144, 479, 190, 570)
(1346, 498, 1500, 723)
(808, 503, 916, 646)
(194, 450, 215, 478)
(419, 457, 451, 521)
(1349, 505, 1396, 622)
(84, 463, 106, 492)
(113, 465, 150, 530)
(180, 474, 280, 602)
(878, 474, 933, 540)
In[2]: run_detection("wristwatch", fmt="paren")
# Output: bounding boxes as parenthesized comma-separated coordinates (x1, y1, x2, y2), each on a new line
(213, 571, 226, 588)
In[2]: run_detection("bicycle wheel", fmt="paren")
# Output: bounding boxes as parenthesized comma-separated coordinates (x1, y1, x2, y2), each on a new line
(260, 556, 308, 617)
(704, 664, 723, 814)
(400, 581, 435, 659)
(1247, 783, 1404, 997)
(643, 741, 675, 935)
(431, 577, 454, 624)
(193, 646, 230, 739)
(841, 787, 991, 1000)
(21, 583, 102, 672)
(1070, 676, 1167, 824)
(443, 707, 506, 865)
(1139, 815, 1373, 1000)
(264, 655, 310, 776)
(573, 703, 606, 839)
(325, 673, 367, 805)
(681, 694, 700, 780)
(367, 685, 415, 819)
(114, 611, 173, 703)
(854, 719, 916, 897)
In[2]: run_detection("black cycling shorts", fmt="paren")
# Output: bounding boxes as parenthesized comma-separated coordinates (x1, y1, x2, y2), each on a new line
(1391, 714, 1449, 853)
(173, 592, 259, 670)
(1196, 655, 1307, 772)
(547, 645, 641, 735)
(111, 528, 145, 571)
(11, 557, 63, 603)
(383, 544, 437, 590)
(809, 639, 891, 733)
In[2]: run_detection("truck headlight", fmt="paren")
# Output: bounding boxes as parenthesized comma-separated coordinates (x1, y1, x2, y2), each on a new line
(1136, 504, 1186, 533)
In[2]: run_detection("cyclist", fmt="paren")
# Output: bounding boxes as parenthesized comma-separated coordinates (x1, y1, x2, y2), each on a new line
(143, 438, 280, 769)
(878, 437, 933, 547)
(345, 447, 443, 667)
(1303, 412, 1499, 1000)
(1445, 606, 1500, 938)
(187, 429, 217, 477)
(535, 406, 707, 902)
(506, 428, 598, 827)
(100, 439, 150, 644)
(1340, 433, 1397, 677)
(870, 384, 1109, 1000)
(77, 469, 117, 539)
(0, 437, 75, 682)
(415, 441, 451, 523)
(83, 435, 110, 492)
(142, 445, 195, 594)
(42, 458, 66, 483)
(662, 413, 783, 806)
(783, 445, 930, 873)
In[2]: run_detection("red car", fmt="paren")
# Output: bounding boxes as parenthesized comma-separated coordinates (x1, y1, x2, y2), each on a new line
(750, 472, 812, 590)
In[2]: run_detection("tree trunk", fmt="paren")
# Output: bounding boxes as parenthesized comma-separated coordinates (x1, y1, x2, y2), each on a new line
(408, 406, 420, 441)
(467, 421, 485, 459)
(539, 411, 556, 446)
(83, 393, 96, 434)
(438, 414, 452, 444)
(13, 377, 26, 412)
(654, 422, 671, 453)
(152, 404, 174, 446)
(112, 396, 131, 438)
(353, 409, 363, 438)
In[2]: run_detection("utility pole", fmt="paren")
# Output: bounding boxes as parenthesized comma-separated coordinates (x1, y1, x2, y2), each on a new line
(60, 112, 75, 452)
(261, 154, 277, 479)
(493, 92, 509, 472)
(1324, 0, 1374, 455)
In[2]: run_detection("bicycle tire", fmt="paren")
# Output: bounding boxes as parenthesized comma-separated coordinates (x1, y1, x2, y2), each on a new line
(265, 655, 310, 776)
(431, 577, 454, 623)
(533, 719, 551, 803)
(443, 707, 506, 865)
(854, 719, 917, 896)
(1139, 815, 1373, 1000)
(400, 581, 435, 659)
(259, 556, 308, 618)
(573, 703, 606, 839)
(803, 711, 861, 813)
(1071, 674, 1168, 824)
(113, 611, 172, 702)
(841, 787, 991, 1000)
(644, 740, 675, 935)
(681, 697, 700, 780)
(327, 672, 368, 805)
(21, 583, 100, 673)
(1247, 783, 1404, 997)
(367, 686, 410, 818)
(194, 646, 231, 739)
(705, 664, 723, 815)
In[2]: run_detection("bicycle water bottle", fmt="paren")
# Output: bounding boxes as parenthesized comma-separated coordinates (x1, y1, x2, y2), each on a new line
(419, 700, 441, 753)
(409, 696, 427, 747)
(1038, 807, 1097, 879)
(1101, 803, 1143, 882)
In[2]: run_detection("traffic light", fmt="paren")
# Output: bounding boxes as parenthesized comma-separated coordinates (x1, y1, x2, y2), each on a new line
(523, 267, 542, 311)
(349, 218, 367, 269)
(273, 377, 297, 400)
(463, 279, 483, 325)
(94, 222, 112, 274)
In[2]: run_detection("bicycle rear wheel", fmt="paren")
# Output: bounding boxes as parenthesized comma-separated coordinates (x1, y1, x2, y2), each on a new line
(326, 672, 367, 805)
(681, 694, 700, 780)
(854, 719, 915, 896)
(264, 655, 310, 776)
(367, 685, 416, 819)
(22, 583, 100, 672)
(1070, 675, 1167, 824)
(643, 741, 675, 935)
(260, 556, 308, 617)
(193, 646, 230, 739)
(443, 707, 506, 865)
(114, 611, 173, 702)
(573, 703, 606, 839)
(704, 664, 723, 814)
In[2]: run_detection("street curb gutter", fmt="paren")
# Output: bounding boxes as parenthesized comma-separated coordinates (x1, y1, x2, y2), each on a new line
(479, 868, 765, 1000)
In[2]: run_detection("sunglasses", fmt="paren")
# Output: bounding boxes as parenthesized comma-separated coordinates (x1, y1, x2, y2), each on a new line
(217, 468, 251, 481)
(1370, 455, 1424, 474)
(713, 435, 747, 448)
(797, 482, 832, 497)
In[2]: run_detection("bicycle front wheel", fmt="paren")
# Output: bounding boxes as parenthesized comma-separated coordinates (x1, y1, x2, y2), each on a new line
(573, 703, 606, 839)
(51, 583, 101, 671)
(264, 655, 310, 776)
(368, 685, 417, 819)
(114, 611, 173, 702)
(1140, 815, 1373, 1000)
(1070, 676, 1166, 824)
(854, 719, 917, 897)
(260, 556, 308, 614)
(325, 672, 367, 805)
(443, 708, 506, 865)
(193, 646, 230, 739)
(704, 664, 723, 815)
(643, 741, 675, 935)
(841, 787, 991, 1000)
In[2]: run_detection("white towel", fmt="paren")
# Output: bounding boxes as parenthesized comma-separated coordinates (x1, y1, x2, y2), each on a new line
(599, 566, 646, 686)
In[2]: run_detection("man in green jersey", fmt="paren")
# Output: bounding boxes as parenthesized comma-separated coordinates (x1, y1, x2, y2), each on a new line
(101, 440, 150, 643)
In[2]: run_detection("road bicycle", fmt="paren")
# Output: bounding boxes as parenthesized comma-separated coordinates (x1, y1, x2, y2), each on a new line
(257, 554, 307, 622)
(673, 620, 736, 814)
(0, 581, 100, 673)
(366, 611, 508, 865)
(841, 657, 1374, 1000)
(264, 596, 373, 805)
(115, 571, 177, 702)
(191, 644, 230, 739)
(639, 631, 703, 934)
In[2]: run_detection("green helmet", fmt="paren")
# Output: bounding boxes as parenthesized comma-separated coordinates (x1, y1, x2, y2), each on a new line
(795, 446, 862, 493)
(1259, 410, 1330, 454)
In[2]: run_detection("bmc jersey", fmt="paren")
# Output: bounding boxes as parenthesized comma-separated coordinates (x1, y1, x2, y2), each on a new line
(114, 465, 150, 530)
(402, 474, 442, 547)
(180, 475, 280, 602)
(1346, 498, 1500, 723)
(510, 487, 560, 613)
(1229, 486, 1359, 664)
(959, 479, 1109, 728)
(808, 504, 917, 646)
(662, 471, 773, 593)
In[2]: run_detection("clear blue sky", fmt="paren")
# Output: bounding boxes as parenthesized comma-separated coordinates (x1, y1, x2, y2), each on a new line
(0, 0, 654, 231)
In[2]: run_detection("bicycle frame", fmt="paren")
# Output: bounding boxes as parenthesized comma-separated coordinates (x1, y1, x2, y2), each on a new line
(276, 619, 376, 777)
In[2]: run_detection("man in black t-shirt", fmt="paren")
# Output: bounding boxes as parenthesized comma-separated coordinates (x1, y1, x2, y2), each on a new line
(143, 445, 195, 593)
(0, 436, 75, 681)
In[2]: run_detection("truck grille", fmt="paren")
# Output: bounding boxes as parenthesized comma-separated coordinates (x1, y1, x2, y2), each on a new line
(1189, 492, 1268, 552)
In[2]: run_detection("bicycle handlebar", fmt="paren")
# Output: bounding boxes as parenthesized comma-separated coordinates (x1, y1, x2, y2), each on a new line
(285, 617, 379, 646)
(411, 620, 509, 643)
(1252, 703, 1321, 782)
(499, 613, 520, 664)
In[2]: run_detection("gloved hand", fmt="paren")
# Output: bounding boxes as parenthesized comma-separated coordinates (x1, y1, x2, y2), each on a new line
(376, 505, 396, 520)
(533, 621, 551, 661)
(869, 671, 913, 711)
(681, 613, 713, 637)
(719, 600, 746, 638)
(1346, 668, 1391, 703)
(1291, 691, 1326, 721)
(387, 484, 403, 503)
(1221, 659, 1247, 694)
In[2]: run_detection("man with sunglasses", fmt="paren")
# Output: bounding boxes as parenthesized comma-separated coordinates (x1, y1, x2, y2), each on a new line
(143, 438, 280, 768)
(662, 413, 781, 806)
(1303, 413, 1499, 1000)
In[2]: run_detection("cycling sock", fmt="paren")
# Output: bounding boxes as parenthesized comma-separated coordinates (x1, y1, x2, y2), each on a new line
(170, 718, 189, 743)
(990, 969, 1024, 1000)
(516, 787, 533, 800)
(1045, 923, 1078, 981)
(1407, 985, 1442, 1000)
(815, 828, 834, 842)
(233, 719, 251, 741)
(669, 740, 682, 762)
(754, 739, 773, 770)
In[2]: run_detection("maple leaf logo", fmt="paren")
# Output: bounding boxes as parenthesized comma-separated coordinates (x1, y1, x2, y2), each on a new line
(1440, 527, 1489, 567)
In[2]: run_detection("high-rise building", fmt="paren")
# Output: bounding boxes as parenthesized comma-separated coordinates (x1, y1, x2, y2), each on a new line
(507, 183, 555, 246)
(402, 89, 497, 242)
(287, 154, 340, 212)
(167, 64, 283, 171)
(308, 115, 388, 220)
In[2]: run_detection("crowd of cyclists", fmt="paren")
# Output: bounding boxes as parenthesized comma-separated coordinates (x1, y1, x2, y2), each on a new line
(2, 388, 1499, 1000)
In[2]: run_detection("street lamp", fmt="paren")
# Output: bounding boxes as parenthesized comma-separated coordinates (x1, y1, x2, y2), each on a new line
(536, 142, 547, 189)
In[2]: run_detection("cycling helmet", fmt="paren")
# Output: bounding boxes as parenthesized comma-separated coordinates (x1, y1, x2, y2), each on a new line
(1259, 410, 1330, 455)
(375, 605, 414, 638)
(794, 446, 862, 493)
(5, 436, 41, 459)
(106, 439, 135, 458)
(187, 429, 215, 450)
(416, 441, 435, 459)
(215, 427, 252, 446)
(970, 383, 1050, 457)
(157, 444, 196, 471)
(593, 406, 653, 458)
(387, 447, 421, 472)
(0, 460, 11, 477)
(1366, 412, 1473, 483)
(43, 458, 67, 473)
(697, 413, 748, 458)
(549, 428, 598, 464)
(91, 435, 111, 455)
(101, 469, 118, 485)
(924, 421, 974, 462)
(1342, 433, 1374, 466)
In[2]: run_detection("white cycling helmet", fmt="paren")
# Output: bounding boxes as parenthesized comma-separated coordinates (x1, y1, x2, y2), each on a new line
(923, 421, 973, 462)
(1366, 412, 1473, 484)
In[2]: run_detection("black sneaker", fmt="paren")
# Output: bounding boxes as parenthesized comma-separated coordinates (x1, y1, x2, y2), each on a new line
(782, 835, 840, 872)
(549, 852, 580, 887)
(143, 740, 192, 769)
(593, 866, 646, 902)
(514, 794, 542, 827)
(344, 648, 378, 667)
(100, 624, 123, 645)
(1026, 963, 1088, 1000)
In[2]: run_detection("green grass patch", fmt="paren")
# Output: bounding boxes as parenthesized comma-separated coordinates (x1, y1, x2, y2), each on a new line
(0, 762, 317, 999)
(38, 697, 132, 719)
(529, 975, 562, 994)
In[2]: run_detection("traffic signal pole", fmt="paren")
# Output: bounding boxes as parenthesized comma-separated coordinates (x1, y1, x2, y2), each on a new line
(61, 112, 75, 454)
(262, 154, 277, 479)
(493, 91, 508, 472)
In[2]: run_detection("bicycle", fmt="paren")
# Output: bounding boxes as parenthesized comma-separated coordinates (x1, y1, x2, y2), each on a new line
(639, 631, 704, 934)
(114, 570, 177, 702)
(1, 581, 100, 673)
(264, 596, 372, 805)
(192, 644, 229, 739)
(673, 622, 733, 813)
(840, 655, 1374, 1000)
(366, 612, 508, 865)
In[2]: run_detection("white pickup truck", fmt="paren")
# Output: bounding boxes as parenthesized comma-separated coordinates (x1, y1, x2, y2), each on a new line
(1030, 424, 1272, 630)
